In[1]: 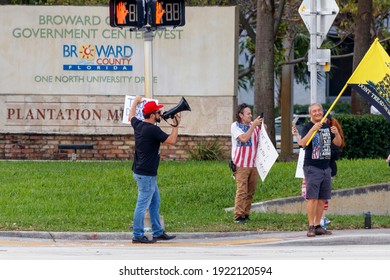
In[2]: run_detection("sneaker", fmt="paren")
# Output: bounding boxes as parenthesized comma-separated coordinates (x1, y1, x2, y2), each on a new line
(324, 217, 331, 227)
(132, 236, 156, 244)
(320, 217, 331, 227)
(244, 215, 250, 221)
(234, 216, 246, 223)
(153, 231, 176, 241)
(315, 225, 332, 235)
(307, 225, 315, 237)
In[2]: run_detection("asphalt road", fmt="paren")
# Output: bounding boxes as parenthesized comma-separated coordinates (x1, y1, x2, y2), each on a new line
(1, 229, 389, 280)
(1, 228, 390, 260)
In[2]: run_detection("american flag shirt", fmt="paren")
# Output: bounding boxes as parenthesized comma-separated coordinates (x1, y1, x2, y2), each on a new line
(231, 121, 260, 168)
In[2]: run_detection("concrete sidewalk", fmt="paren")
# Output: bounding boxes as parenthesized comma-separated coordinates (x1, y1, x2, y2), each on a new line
(226, 183, 390, 216)
(1, 228, 390, 246)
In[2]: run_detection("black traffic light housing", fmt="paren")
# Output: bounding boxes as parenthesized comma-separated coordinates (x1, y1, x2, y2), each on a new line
(109, 0, 146, 28)
(150, 0, 185, 27)
(109, 0, 185, 29)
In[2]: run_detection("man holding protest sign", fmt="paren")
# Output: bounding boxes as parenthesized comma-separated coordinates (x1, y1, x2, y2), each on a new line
(129, 95, 180, 243)
(230, 103, 263, 223)
(300, 103, 342, 237)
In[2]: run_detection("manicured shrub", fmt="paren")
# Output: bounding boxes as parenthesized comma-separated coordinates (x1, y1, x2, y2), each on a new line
(336, 114, 389, 159)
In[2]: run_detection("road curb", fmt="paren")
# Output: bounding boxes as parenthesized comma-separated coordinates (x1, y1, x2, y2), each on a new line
(1, 229, 390, 246)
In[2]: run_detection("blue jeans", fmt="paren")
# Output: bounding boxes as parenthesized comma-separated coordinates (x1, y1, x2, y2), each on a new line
(132, 173, 163, 238)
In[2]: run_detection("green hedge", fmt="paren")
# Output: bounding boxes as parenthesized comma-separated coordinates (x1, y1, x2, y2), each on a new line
(336, 114, 390, 159)
(292, 102, 351, 115)
(276, 102, 351, 117)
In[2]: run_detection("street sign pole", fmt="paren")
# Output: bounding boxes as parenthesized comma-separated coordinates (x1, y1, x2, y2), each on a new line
(309, 0, 317, 104)
(299, 0, 339, 104)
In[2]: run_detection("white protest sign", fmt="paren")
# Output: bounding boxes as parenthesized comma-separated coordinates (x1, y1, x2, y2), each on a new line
(295, 148, 305, 178)
(122, 95, 157, 124)
(255, 125, 279, 181)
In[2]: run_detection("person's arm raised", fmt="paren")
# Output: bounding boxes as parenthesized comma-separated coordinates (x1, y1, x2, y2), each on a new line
(237, 116, 262, 143)
(164, 113, 181, 145)
(129, 95, 143, 121)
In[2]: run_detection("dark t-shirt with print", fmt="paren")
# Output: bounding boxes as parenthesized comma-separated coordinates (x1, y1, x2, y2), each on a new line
(301, 121, 335, 169)
(131, 117, 169, 176)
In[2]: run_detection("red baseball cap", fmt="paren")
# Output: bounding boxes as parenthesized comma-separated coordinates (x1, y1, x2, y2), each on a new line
(142, 101, 164, 115)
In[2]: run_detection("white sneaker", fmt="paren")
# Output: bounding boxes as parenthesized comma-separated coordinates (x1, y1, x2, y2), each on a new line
(320, 217, 331, 227)
(324, 217, 331, 226)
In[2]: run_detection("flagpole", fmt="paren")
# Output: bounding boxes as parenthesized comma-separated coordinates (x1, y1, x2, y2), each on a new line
(305, 83, 349, 146)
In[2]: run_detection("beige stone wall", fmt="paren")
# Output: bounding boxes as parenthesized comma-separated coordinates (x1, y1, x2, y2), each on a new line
(1, 95, 234, 136)
(0, 6, 238, 159)
(0, 6, 238, 97)
(0, 6, 238, 137)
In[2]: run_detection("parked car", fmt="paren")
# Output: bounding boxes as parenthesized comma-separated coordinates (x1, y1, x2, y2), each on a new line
(275, 114, 310, 152)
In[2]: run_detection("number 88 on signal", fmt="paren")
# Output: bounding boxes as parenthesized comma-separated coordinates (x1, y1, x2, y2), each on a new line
(109, 0, 185, 28)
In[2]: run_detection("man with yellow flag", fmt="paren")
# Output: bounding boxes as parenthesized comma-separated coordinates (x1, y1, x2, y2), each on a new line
(300, 103, 342, 237)
(300, 39, 389, 238)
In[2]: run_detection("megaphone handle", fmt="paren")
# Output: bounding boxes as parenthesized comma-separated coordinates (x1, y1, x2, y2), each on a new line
(172, 114, 182, 127)
(163, 116, 179, 127)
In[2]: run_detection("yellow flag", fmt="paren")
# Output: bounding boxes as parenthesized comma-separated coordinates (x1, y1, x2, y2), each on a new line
(347, 38, 390, 122)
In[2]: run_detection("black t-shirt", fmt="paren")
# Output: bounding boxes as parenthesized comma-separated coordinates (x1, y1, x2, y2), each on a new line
(301, 121, 335, 169)
(131, 117, 169, 176)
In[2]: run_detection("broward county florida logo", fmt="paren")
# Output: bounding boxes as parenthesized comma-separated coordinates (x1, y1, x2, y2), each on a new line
(62, 43, 133, 71)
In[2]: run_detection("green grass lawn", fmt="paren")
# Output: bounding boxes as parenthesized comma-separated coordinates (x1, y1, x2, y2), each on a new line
(0, 159, 389, 232)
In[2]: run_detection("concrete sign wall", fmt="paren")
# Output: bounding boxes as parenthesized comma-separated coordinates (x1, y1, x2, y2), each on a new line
(0, 6, 238, 135)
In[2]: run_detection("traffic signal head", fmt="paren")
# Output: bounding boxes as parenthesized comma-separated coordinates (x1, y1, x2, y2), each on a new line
(109, 0, 146, 28)
(150, 0, 185, 27)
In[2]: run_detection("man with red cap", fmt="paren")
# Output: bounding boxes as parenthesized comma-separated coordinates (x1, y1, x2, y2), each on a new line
(129, 95, 180, 243)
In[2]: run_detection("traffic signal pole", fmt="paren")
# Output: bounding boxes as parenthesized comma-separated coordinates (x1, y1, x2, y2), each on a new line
(143, 29, 154, 99)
